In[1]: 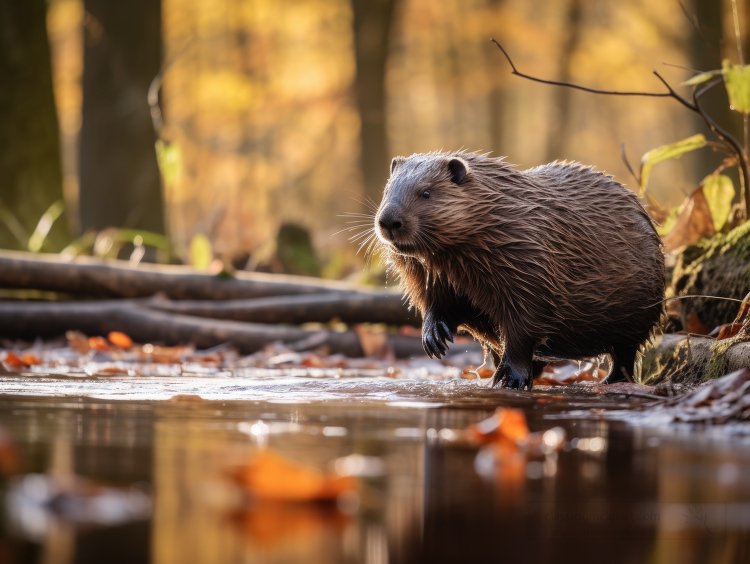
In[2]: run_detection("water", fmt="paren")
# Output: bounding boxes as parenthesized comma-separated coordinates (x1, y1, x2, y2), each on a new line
(1, 373, 750, 563)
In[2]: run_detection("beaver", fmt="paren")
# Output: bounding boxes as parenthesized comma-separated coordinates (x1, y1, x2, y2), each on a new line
(373, 151, 665, 389)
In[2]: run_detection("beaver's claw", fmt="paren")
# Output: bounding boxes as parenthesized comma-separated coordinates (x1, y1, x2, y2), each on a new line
(422, 315, 454, 359)
(492, 361, 533, 390)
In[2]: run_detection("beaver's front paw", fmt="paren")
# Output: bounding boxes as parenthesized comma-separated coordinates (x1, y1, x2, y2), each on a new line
(422, 313, 454, 359)
(493, 362, 533, 390)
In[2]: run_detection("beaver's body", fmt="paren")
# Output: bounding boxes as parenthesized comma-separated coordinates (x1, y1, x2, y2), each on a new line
(374, 152, 665, 389)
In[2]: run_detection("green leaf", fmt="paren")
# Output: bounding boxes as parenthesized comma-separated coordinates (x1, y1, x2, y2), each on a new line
(639, 134, 707, 196)
(702, 174, 735, 231)
(681, 69, 722, 86)
(723, 59, 750, 113)
(155, 140, 183, 186)
(28, 200, 65, 253)
(190, 233, 213, 271)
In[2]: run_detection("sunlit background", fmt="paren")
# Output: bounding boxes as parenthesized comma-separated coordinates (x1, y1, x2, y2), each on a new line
(2, 0, 745, 282)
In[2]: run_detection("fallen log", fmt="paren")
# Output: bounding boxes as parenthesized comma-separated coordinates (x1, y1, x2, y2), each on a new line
(641, 333, 750, 386)
(0, 250, 393, 300)
(0, 300, 428, 358)
(147, 292, 419, 326)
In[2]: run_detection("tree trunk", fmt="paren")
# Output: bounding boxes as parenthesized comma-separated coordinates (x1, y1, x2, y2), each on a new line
(0, 250, 400, 301)
(0, 0, 67, 251)
(79, 0, 165, 235)
(0, 300, 429, 358)
(689, 0, 745, 199)
(484, 0, 507, 158)
(351, 0, 398, 206)
(544, 0, 583, 162)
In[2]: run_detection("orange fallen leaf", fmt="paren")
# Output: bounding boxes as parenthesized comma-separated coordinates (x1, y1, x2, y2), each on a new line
(534, 376, 567, 387)
(89, 336, 110, 351)
(684, 312, 710, 335)
(461, 366, 494, 379)
(107, 331, 133, 348)
(230, 450, 355, 502)
(3, 352, 26, 367)
(96, 367, 128, 374)
(66, 330, 91, 353)
(143, 345, 194, 363)
(717, 323, 742, 340)
(661, 187, 715, 252)
(20, 354, 42, 366)
(301, 354, 325, 368)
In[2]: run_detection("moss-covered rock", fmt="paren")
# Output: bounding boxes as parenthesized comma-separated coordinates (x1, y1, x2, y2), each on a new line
(672, 221, 750, 330)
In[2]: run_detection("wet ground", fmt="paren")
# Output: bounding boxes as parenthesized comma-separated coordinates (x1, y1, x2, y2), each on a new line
(1, 373, 750, 563)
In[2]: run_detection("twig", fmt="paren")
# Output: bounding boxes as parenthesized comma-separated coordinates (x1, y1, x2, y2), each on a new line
(662, 62, 703, 73)
(604, 391, 664, 401)
(677, 0, 722, 64)
(620, 143, 640, 184)
(491, 39, 673, 99)
(491, 39, 749, 217)
(693, 79, 750, 217)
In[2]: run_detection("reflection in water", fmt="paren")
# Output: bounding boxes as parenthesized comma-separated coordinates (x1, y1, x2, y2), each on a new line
(1, 389, 750, 563)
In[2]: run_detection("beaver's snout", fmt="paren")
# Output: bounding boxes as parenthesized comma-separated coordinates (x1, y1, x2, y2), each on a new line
(377, 206, 404, 242)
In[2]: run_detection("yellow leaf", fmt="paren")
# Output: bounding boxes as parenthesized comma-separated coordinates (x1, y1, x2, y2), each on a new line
(639, 134, 707, 196)
(723, 59, 750, 113)
(190, 234, 213, 271)
(702, 174, 735, 231)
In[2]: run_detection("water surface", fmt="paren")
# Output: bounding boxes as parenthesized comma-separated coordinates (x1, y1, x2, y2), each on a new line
(1, 373, 749, 563)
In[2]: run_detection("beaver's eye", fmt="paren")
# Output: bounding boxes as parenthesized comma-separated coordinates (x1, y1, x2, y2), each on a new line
(421, 190, 430, 199)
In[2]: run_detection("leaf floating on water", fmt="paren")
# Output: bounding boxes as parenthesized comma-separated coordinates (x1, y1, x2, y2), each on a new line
(230, 501, 349, 548)
(229, 450, 356, 502)
(472, 408, 529, 446)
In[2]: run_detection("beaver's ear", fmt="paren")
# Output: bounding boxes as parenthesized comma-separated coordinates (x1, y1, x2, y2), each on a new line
(390, 156, 406, 175)
(447, 157, 468, 184)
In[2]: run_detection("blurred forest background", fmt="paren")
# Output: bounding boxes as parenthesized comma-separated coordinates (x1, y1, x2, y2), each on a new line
(2, 0, 749, 282)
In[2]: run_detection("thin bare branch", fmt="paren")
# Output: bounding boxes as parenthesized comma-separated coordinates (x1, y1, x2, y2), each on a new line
(491, 39, 674, 99)
(650, 71, 697, 112)
(619, 143, 640, 185)
(662, 61, 703, 73)
(693, 78, 750, 216)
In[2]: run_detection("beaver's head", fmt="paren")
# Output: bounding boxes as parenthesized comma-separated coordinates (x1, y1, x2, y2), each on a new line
(375, 153, 471, 259)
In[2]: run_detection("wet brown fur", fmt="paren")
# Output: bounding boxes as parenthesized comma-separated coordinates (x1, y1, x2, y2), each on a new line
(373, 151, 665, 389)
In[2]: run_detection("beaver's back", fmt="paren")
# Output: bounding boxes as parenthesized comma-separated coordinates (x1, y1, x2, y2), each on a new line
(517, 162, 665, 354)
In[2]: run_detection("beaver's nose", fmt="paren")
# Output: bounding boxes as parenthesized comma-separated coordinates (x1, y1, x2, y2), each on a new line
(378, 207, 403, 236)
